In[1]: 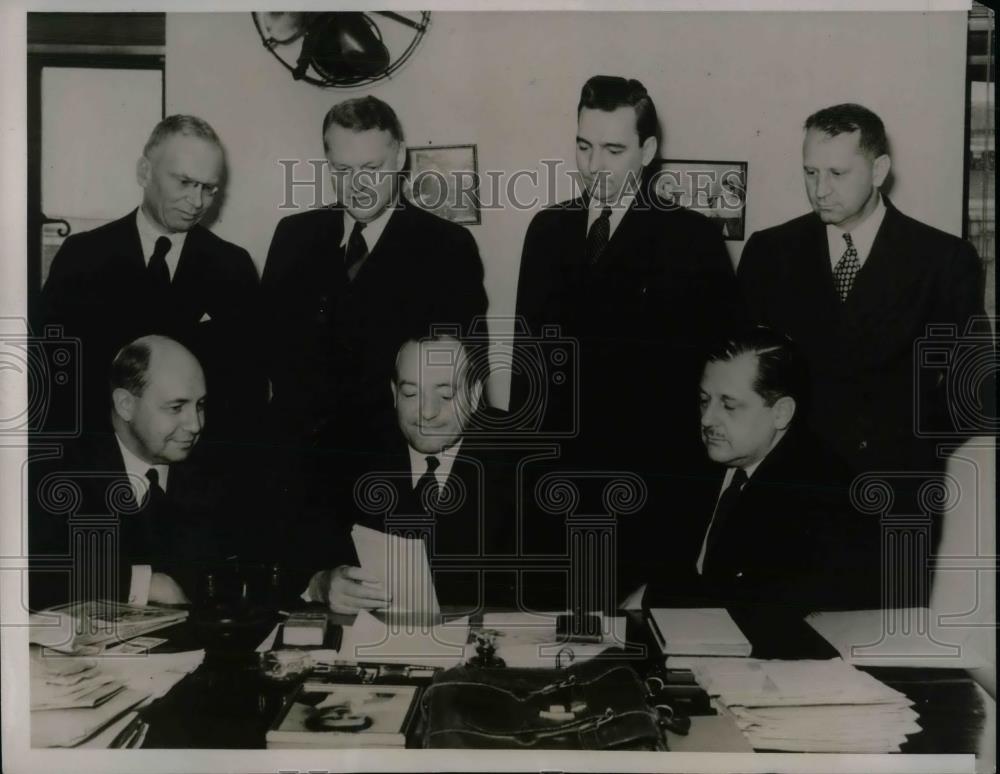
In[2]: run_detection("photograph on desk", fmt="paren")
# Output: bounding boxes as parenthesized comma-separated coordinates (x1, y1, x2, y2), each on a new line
(3, 2, 996, 774)
(266, 682, 421, 749)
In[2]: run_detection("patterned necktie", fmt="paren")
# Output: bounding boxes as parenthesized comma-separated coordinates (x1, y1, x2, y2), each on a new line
(344, 220, 368, 281)
(586, 207, 613, 265)
(703, 468, 749, 572)
(833, 232, 861, 302)
(148, 236, 172, 290)
(415, 455, 441, 513)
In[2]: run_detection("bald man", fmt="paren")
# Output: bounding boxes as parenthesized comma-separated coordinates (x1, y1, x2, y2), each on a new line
(30, 335, 225, 609)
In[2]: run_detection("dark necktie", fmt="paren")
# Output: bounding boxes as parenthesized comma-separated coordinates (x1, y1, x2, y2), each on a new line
(586, 206, 613, 265)
(143, 467, 166, 512)
(415, 455, 441, 513)
(343, 220, 368, 281)
(703, 468, 749, 572)
(148, 236, 172, 290)
(833, 232, 860, 302)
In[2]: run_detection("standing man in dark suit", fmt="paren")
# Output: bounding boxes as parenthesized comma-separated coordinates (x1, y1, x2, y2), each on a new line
(30, 336, 225, 610)
(40, 115, 262, 443)
(261, 97, 488, 450)
(300, 334, 524, 615)
(512, 75, 742, 594)
(646, 328, 876, 612)
(738, 103, 985, 476)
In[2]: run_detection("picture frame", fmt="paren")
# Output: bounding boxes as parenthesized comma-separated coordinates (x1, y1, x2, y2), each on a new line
(653, 159, 749, 241)
(266, 682, 421, 749)
(406, 143, 481, 225)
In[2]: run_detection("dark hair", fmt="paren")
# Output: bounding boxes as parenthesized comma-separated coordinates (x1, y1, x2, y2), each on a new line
(706, 327, 806, 407)
(143, 114, 221, 158)
(391, 331, 488, 394)
(109, 340, 152, 397)
(578, 75, 659, 145)
(804, 103, 889, 159)
(322, 96, 405, 150)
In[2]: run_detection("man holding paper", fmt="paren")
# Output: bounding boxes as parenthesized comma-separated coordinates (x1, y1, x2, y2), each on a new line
(647, 327, 878, 610)
(303, 334, 518, 614)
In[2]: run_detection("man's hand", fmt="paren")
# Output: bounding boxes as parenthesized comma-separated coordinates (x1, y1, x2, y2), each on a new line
(308, 565, 391, 614)
(148, 572, 191, 605)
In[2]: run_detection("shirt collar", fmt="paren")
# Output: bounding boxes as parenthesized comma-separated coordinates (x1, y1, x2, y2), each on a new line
(115, 431, 169, 503)
(340, 205, 396, 253)
(136, 207, 188, 279)
(587, 192, 636, 239)
(408, 438, 463, 489)
(826, 193, 887, 270)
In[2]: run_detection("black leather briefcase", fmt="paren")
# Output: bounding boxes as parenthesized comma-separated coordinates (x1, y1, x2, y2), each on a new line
(420, 655, 665, 750)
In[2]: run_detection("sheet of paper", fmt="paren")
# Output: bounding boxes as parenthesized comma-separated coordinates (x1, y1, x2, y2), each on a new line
(337, 609, 468, 668)
(804, 608, 982, 668)
(352, 524, 440, 616)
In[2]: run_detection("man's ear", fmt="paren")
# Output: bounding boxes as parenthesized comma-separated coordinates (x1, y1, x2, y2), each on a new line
(112, 388, 136, 422)
(136, 156, 151, 188)
(772, 395, 796, 431)
(389, 379, 398, 408)
(394, 141, 407, 172)
(872, 154, 891, 188)
(640, 135, 658, 167)
(469, 380, 484, 412)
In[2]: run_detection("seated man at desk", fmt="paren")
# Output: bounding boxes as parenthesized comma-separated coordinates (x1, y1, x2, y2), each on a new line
(301, 333, 520, 614)
(647, 326, 876, 611)
(30, 335, 224, 609)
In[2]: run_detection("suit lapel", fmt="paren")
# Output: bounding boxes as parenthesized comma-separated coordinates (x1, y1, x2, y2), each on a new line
(840, 200, 914, 323)
(116, 210, 148, 278)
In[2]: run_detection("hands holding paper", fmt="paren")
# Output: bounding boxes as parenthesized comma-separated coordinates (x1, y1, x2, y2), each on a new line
(308, 565, 392, 614)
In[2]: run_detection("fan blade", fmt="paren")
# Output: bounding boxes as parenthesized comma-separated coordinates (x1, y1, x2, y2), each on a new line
(309, 12, 390, 80)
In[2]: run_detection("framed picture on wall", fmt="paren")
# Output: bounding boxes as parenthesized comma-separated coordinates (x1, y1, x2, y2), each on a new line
(406, 144, 481, 226)
(653, 159, 748, 241)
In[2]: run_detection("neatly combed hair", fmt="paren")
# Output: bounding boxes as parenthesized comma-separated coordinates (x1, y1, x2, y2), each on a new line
(142, 114, 221, 158)
(804, 103, 889, 159)
(706, 327, 807, 407)
(392, 331, 489, 393)
(109, 340, 152, 397)
(578, 75, 659, 145)
(322, 96, 405, 149)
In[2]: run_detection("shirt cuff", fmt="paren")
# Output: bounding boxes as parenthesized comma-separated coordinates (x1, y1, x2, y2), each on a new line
(127, 564, 152, 606)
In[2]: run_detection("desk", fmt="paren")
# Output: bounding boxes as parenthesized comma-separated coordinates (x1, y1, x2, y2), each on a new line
(123, 607, 993, 761)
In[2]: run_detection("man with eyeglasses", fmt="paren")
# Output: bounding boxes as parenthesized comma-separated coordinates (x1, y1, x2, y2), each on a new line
(41, 115, 263, 441)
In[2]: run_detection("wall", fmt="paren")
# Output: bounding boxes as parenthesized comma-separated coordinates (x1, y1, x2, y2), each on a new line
(166, 11, 969, 404)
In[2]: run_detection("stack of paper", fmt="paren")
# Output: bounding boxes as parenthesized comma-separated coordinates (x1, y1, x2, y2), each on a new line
(29, 600, 188, 652)
(30, 645, 204, 747)
(648, 608, 751, 656)
(682, 657, 920, 752)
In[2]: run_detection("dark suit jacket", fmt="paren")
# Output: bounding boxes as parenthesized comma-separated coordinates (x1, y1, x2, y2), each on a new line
(512, 181, 742, 470)
(512, 180, 743, 598)
(39, 210, 263, 443)
(28, 432, 229, 611)
(738, 198, 986, 474)
(260, 198, 488, 447)
(289, 407, 576, 613)
(647, 428, 879, 613)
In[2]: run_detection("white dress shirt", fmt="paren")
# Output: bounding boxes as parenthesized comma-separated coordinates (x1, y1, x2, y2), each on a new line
(115, 432, 169, 605)
(340, 205, 395, 254)
(408, 439, 463, 490)
(825, 193, 887, 271)
(136, 207, 188, 279)
(695, 457, 765, 576)
(115, 433, 169, 504)
(586, 192, 636, 241)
